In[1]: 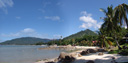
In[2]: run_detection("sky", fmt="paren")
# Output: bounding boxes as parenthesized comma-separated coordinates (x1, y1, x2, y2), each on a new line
(0, 0, 128, 42)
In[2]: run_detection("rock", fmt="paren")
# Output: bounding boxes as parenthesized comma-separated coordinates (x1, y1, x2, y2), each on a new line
(58, 52, 75, 63)
(98, 52, 103, 55)
(54, 58, 58, 62)
(80, 50, 89, 55)
(43, 59, 49, 61)
(58, 52, 67, 60)
(87, 49, 97, 53)
(111, 57, 115, 59)
(78, 53, 82, 57)
(70, 53, 77, 58)
(111, 57, 116, 63)
(86, 60, 94, 63)
(97, 48, 106, 52)
(67, 45, 72, 47)
(45, 61, 55, 63)
(62, 56, 75, 63)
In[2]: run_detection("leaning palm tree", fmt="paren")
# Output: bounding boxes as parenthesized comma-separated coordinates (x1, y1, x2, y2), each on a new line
(114, 3, 128, 28)
(100, 5, 122, 49)
(97, 30, 113, 48)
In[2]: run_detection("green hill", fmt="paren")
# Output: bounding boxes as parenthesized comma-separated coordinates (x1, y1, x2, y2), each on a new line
(63, 29, 98, 40)
(0, 37, 51, 45)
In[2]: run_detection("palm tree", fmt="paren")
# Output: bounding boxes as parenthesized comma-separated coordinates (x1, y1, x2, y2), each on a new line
(114, 3, 128, 28)
(97, 30, 113, 48)
(100, 5, 122, 49)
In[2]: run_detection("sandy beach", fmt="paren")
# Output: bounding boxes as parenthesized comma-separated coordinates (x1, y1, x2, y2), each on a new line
(35, 46, 128, 63)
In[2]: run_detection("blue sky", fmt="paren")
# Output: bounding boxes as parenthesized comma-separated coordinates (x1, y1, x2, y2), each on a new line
(0, 0, 127, 42)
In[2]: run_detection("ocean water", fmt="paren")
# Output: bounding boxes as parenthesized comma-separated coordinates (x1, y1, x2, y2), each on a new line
(0, 45, 63, 63)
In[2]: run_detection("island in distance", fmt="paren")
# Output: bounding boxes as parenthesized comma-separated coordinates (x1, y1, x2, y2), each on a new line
(0, 29, 97, 45)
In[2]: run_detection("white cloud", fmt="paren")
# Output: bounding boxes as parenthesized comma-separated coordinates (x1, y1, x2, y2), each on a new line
(81, 11, 92, 16)
(79, 11, 103, 29)
(80, 16, 97, 24)
(0, 28, 45, 38)
(16, 16, 21, 19)
(45, 16, 60, 21)
(0, 28, 62, 39)
(0, 0, 14, 14)
(80, 23, 92, 29)
(21, 28, 35, 33)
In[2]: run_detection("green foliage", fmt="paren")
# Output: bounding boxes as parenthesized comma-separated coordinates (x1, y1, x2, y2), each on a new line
(63, 29, 98, 40)
(114, 3, 128, 28)
(108, 50, 120, 54)
(46, 29, 98, 46)
(108, 49, 128, 56)
(120, 49, 128, 56)
(35, 42, 45, 45)
(99, 4, 128, 49)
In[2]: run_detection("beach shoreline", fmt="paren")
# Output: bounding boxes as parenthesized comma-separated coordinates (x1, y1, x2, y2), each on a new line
(35, 46, 99, 63)
(35, 45, 128, 63)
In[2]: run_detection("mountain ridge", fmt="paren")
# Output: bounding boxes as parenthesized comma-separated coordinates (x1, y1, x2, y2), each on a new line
(0, 29, 97, 45)
(0, 37, 51, 45)
(63, 29, 98, 40)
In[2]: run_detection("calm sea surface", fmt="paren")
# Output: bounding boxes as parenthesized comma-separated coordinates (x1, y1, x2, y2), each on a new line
(0, 45, 63, 63)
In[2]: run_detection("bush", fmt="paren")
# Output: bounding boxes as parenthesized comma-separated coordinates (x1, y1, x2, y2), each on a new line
(119, 49, 128, 56)
(108, 50, 120, 54)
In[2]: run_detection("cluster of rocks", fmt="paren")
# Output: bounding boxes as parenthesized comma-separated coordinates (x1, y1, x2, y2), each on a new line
(56, 48, 106, 63)
(80, 48, 106, 55)
(57, 52, 82, 63)
(38, 48, 106, 63)
(38, 45, 77, 51)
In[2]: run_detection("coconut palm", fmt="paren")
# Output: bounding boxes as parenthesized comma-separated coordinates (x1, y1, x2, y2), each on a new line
(100, 5, 122, 49)
(114, 3, 128, 28)
(97, 30, 113, 48)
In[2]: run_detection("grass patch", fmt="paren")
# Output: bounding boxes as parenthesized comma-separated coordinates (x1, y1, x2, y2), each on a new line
(108, 50, 120, 54)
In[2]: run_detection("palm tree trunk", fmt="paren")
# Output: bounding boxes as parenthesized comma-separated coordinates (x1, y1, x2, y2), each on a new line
(114, 35, 121, 50)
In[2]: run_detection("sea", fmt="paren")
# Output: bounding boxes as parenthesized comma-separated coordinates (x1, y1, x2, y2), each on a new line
(0, 45, 64, 63)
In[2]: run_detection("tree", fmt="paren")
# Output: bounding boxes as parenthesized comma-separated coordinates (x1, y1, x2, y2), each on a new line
(100, 5, 121, 49)
(59, 36, 62, 45)
(97, 30, 113, 48)
(114, 3, 128, 28)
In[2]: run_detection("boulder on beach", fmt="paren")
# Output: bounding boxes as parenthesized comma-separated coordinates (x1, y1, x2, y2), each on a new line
(80, 50, 89, 55)
(87, 49, 97, 53)
(45, 61, 55, 63)
(58, 52, 67, 60)
(62, 55, 75, 63)
(78, 53, 82, 57)
(97, 48, 106, 52)
(54, 58, 58, 62)
(70, 53, 78, 58)
(98, 52, 104, 55)
(58, 52, 76, 63)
